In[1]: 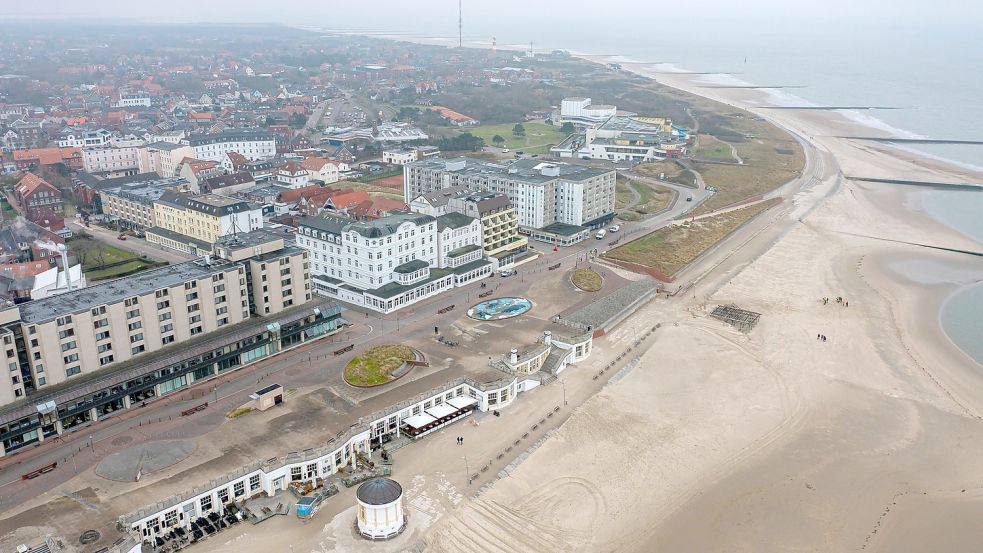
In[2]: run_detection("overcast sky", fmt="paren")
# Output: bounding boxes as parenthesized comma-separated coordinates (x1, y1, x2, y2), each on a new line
(2, 0, 980, 29)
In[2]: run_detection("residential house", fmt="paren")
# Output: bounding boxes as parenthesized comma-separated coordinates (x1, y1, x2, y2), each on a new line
(14, 173, 63, 219)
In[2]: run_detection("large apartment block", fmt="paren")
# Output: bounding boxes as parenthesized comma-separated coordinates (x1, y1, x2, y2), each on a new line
(298, 211, 492, 313)
(147, 192, 264, 255)
(100, 176, 190, 230)
(189, 129, 276, 162)
(403, 157, 616, 244)
(0, 231, 338, 457)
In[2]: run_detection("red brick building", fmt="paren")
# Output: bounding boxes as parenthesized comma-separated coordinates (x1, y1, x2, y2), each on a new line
(14, 173, 63, 220)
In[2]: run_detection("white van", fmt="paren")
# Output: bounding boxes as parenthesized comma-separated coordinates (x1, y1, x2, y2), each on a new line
(595, 229, 607, 239)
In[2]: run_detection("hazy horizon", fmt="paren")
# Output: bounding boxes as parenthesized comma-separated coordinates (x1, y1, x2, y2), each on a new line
(3, 0, 981, 30)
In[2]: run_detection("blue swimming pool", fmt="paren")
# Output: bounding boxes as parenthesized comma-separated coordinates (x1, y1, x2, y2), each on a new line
(467, 297, 533, 321)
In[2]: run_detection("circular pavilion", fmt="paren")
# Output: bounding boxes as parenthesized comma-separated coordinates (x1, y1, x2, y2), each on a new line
(355, 477, 406, 540)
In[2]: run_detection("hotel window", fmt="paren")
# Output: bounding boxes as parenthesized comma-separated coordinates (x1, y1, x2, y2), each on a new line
(61, 341, 77, 352)
(100, 355, 114, 366)
(58, 329, 74, 339)
(233, 481, 245, 497)
(249, 474, 261, 491)
(56, 315, 72, 326)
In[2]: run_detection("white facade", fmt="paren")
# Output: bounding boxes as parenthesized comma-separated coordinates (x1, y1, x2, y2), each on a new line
(82, 146, 141, 174)
(58, 128, 112, 148)
(435, 214, 483, 269)
(404, 158, 616, 230)
(559, 97, 617, 125)
(356, 479, 405, 540)
(138, 144, 195, 177)
(190, 131, 276, 162)
(382, 149, 418, 166)
(299, 212, 492, 313)
(118, 92, 152, 108)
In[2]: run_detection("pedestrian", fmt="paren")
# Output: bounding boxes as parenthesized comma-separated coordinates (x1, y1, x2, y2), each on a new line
(817, 333, 821, 340)
(822, 335, 827, 342)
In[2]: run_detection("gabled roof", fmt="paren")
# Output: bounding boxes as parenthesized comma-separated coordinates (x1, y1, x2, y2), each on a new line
(15, 173, 58, 197)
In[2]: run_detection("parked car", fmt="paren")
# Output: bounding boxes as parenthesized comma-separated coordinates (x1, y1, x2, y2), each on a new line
(502, 148, 510, 153)
(500, 269, 516, 277)
(595, 229, 607, 239)
(117, 233, 127, 240)
(686, 195, 694, 202)
(609, 225, 621, 232)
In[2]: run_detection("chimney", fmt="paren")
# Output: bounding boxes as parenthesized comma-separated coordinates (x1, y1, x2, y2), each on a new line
(509, 348, 518, 364)
(543, 330, 552, 346)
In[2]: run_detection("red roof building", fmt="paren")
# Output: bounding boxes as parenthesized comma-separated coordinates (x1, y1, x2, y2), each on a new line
(14, 173, 63, 219)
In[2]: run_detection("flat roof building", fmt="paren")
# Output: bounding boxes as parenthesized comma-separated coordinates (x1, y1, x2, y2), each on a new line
(403, 157, 616, 245)
(0, 235, 333, 457)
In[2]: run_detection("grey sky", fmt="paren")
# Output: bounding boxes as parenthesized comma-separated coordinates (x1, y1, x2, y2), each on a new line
(2, 0, 979, 29)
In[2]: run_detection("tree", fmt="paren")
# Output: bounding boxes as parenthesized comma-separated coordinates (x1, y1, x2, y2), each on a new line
(288, 113, 309, 129)
(560, 122, 576, 134)
(512, 123, 526, 137)
(492, 135, 505, 147)
(71, 240, 93, 267)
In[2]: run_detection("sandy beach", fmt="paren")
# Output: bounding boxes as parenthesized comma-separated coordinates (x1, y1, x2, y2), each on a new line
(405, 55, 983, 551)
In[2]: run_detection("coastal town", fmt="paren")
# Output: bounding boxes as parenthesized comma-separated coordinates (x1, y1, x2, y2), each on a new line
(1, 8, 982, 553)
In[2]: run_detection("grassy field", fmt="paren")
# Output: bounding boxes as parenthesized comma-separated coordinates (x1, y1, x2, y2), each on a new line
(634, 160, 698, 188)
(356, 168, 402, 183)
(571, 268, 603, 292)
(460, 121, 567, 154)
(605, 198, 781, 277)
(689, 134, 738, 162)
(336, 181, 404, 201)
(70, 237, 166, 281)
(344, 344, 416, 386)
(691, 117, 804, 215)
(616, 174, 675, 221)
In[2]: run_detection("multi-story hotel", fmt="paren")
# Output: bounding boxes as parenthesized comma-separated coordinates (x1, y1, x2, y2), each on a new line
(0, 230, 339, 456)
(100, 176, 190, 230)
(298, 211, 492, 313)
(411, 187, 529, 268)
(147, 193, 264, 255)
(403, 157, 616, 245)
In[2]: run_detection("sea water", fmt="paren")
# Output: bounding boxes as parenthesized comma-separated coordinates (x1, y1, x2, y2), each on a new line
(941, 284, 983, 366)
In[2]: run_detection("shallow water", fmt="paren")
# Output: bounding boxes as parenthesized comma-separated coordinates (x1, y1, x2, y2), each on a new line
(941, 284, 983, 366)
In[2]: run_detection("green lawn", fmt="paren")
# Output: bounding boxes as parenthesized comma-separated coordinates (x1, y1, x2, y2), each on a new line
(344, 344, 416, 386)
(460, 122, 568, 154)
(606, 198, 780, 276)
(68, 237, 165, 281)
(689, 134, 738, 162)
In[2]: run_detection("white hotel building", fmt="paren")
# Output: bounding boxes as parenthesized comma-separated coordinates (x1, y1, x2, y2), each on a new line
(298, 211, 491, 313)
(189, 129, 276, 162)
(403, 157, 617, 244)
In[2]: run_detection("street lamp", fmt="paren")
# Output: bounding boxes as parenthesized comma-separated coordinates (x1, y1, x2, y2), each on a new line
(464, 456, 470, 485)
(561, 380, 567, 406)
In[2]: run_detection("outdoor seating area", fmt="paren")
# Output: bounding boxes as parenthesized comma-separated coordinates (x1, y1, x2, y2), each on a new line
(149, 509, 243, 551)
(399, 396, 478, 439)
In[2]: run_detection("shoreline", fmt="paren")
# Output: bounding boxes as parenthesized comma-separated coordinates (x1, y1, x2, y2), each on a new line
(358, 28, 983, 411)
